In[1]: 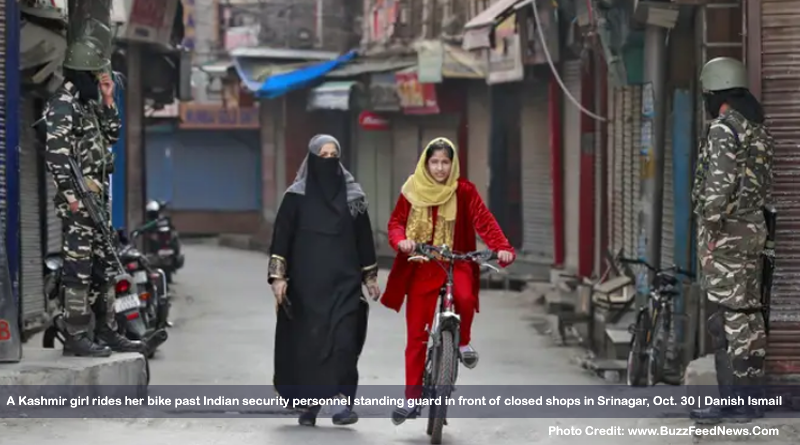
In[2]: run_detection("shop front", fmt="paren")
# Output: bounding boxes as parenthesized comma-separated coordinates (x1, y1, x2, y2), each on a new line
(145, 104, 262, 235)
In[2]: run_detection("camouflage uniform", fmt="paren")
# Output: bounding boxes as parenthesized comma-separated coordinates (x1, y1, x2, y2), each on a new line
(694, 108, 774, 379)
(42, 17, 142, 356)
(690, 57, 774, 425)
(44, 81, 121, 337)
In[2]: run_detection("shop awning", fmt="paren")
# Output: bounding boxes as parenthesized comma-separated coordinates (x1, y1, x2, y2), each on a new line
(463, 0, 522, 51)
(307, 81, 361, 111)
(326, 59, 416, 78)
(234, 50, 358, 99)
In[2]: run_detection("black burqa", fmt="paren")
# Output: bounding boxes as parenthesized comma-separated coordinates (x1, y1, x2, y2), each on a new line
(271, 151, 375, 407)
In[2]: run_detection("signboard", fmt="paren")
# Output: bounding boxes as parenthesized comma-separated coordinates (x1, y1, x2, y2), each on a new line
(179, 104, 260, 129)
(225, 25, 260, 52)
(122, 0, 179, 45)
(395, 71, 439, 115)
(417, 40, 444, 84)
(369, 72, 401, 111)
(358, 111, 390, 131)
(487, 15, 524, 85)
(368, 0, 398, 43)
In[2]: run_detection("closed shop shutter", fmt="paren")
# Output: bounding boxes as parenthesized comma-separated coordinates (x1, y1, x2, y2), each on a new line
(761, 0, 800, 373)
(608, 86, 623, 257)
(608, 85, 642, 259)
(624, 86, 642, 259)
(419, 114, 460, 155)
(19, 97, 45, 330)
(661, 99, 675, 268)
(355, 126, 393, 247)
(0, 0, 6, 232)
(520, 81, 553, 263)
(146, 131, 261, 211)
(562, 60, 582, 271)
(391, 118, 419, 198)
(467, 83, 491, 200)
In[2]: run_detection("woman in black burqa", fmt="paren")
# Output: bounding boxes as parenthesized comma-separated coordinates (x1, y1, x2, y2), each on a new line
(268, 134, 380, 427)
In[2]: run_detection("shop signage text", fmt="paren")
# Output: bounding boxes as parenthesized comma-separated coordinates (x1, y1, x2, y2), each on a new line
(395, 71, 440, 115)
(123, 0, 178, 45)
(358, 111, 390, 131)
(182, 0, 196, 50)
(179, 104, 260, 130)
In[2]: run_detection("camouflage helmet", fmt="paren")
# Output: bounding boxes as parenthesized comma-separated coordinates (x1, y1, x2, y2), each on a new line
(63, 18, 112, 71)
(699, 57, 748, 92)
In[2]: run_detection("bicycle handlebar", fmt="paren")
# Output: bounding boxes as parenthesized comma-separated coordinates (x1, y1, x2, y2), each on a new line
(618, 256, 696, 279)
(408, 244, 499, 267)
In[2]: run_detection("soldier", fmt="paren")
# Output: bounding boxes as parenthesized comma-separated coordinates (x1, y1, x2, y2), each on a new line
(690, 57, 774, 423)
(44, 19, 143, 357)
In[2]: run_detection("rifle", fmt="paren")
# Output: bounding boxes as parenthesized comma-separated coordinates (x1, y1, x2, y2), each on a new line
(762, 204, 777, 335)
(66, 156, 126, 276)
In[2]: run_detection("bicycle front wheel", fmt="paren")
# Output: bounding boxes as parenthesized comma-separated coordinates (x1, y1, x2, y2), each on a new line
(626, 310, 649, 387)
(429, 329, 457, 444)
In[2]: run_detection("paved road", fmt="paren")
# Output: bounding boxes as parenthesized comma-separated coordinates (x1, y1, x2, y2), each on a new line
(2, 244, 790, 444)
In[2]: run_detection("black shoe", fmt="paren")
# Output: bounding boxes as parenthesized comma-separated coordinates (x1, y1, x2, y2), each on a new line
(298, 405, 320, 427)
(63, 334, 112, 357)
(332, 408, 359, 426)
(391, 406, 420, 426)
(97, 330, 145, 353)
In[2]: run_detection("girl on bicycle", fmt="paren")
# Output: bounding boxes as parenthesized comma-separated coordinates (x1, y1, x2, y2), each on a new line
(380, 137, 515, 422)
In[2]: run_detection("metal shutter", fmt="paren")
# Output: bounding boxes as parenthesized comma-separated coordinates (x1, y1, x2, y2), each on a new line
(761, 0, 800, 373)
(608, 85, 623, 257)
(391, 117, 419, 198)
(562, 60, 582, 271)
(419, 114, 460, 157)
(19, 97, 45, 331)
(661, 98, 675, 268)
(355, 126, 393, 247)
(0, 0, 7, 232)
(520, 81, 553, 263)
(623, 86, 642, 259)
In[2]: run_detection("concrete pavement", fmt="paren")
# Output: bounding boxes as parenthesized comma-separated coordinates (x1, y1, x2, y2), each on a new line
(0, 244, 794, 444)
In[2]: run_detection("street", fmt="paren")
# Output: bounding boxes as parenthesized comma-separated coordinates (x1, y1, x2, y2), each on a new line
(0, 244, 789, 444)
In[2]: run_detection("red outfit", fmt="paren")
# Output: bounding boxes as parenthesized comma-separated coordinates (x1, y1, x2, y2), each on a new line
(380, 179, 514, 399)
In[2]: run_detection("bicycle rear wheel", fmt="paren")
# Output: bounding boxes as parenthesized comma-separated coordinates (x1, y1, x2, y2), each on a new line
(429, 329, 456, 444)
(626, 310, 649, 387)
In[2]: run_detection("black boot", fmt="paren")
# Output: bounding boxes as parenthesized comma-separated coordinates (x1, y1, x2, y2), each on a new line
(298, 405, 321, 427)
(63, 333, 112, 357)
(691, 349, 737, 424)
(96, 327, 145, 353)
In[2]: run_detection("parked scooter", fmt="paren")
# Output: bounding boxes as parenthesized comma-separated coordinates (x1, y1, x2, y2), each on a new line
(41, 250, 168, 357)
(138, 200, 184, 283)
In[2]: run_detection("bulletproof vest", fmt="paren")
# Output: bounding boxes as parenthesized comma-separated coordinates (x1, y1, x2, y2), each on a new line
(692, 115, 774, 219)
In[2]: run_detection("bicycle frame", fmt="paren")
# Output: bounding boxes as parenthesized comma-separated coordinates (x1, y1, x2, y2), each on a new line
(422, 256, 462, 399)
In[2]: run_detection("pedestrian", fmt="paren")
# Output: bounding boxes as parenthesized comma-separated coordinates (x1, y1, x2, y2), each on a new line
(689, 57, 774, 424)
(268, 134, 380, 427)
(379, 137, 516, 424)
(43, 19, 143, 357)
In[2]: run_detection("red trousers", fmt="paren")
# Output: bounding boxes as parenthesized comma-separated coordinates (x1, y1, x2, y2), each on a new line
(405, 261, 476, 400)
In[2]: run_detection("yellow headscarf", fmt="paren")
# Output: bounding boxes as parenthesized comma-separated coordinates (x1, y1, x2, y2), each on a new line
(401, 137, 461, 247)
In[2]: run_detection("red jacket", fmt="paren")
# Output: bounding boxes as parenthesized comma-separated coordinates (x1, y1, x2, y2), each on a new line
(380, 179, 515, 313)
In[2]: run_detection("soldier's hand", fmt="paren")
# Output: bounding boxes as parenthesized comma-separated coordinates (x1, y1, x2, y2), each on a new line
(271, 279, 287, 305)
(98, 73, 115, 102)
(69, 200, 81, 213)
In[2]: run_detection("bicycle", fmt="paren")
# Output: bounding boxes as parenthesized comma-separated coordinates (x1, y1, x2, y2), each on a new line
(395, 243, 500, 444)
(619, 256, 695, 387)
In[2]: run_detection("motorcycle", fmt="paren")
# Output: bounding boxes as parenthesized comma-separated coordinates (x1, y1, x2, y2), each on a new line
(139, 200, 184, 283)
(41, 250, 169, 357)
(119, 230, 173, 329)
